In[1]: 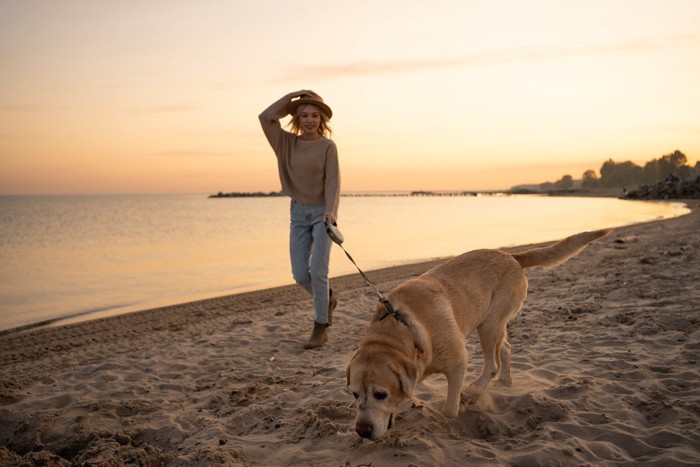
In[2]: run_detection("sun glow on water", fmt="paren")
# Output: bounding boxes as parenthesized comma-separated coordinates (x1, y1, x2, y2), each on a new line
(0, 194, 688, 332)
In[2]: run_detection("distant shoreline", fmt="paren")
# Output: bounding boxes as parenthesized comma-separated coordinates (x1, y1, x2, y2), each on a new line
(209, 178, 699, 200)
(208, 191, 284, 198)
(209, 188, 626, 199)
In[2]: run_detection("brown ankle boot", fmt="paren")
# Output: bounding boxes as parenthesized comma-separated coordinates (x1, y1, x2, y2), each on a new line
(304, 322, 328, 349)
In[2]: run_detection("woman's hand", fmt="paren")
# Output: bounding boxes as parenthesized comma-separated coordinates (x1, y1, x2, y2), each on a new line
(292, 89, 319, 99)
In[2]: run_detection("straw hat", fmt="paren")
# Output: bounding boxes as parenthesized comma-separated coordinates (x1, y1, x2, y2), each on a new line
(287, 95, 333, 119)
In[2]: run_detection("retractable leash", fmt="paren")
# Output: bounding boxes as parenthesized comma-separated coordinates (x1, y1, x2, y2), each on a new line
(325, 222, 398, 319)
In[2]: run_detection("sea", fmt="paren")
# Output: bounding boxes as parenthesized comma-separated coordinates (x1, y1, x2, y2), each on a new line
(0, 193, 689, 333)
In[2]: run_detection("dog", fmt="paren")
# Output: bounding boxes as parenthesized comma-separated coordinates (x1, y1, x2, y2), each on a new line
(346, 229, 610, 440)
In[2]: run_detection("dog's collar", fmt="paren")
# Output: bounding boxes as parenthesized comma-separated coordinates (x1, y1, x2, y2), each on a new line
(378, 297, 403, 323)
(377, 297, 424, 359)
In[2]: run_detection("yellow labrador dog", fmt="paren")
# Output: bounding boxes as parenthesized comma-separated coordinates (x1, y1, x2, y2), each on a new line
(346, 229, 610, 439)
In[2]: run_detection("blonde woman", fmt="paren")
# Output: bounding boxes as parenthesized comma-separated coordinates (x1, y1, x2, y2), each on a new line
(259, 90, 340, 349)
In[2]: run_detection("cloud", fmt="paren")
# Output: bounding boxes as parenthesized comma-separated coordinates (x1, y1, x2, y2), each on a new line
(141, 104, 199, 114)
(0, 102, 199, 115)
(289, 35, 699, 80)
(0, 103, 69, 113)
(156, 150, 236, 158)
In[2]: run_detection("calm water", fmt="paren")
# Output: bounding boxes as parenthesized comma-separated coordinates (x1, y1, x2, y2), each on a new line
(0, 194, 688, 332)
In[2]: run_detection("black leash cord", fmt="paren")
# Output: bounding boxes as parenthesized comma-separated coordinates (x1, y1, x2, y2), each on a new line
(326, 222, 398, 318)
(337, 243, 384, 299)
(335, 243, 398, 319)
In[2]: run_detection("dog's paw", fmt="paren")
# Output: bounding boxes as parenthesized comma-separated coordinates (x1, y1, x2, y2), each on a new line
(494, 377, 512, 387)
(460, 386, 482, 407)
(442, 403, 459, 418)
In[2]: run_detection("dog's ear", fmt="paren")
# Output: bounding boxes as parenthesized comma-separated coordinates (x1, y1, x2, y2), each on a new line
(345, 350, 359, 386)
(392, 358, 418, 398)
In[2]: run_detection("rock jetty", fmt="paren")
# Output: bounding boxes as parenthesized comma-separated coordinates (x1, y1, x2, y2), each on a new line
(209, 191, 283, 198)
(624, 175, 700, 200)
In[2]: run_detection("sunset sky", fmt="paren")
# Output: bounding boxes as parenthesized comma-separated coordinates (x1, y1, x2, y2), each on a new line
(1, 0, 699, 195)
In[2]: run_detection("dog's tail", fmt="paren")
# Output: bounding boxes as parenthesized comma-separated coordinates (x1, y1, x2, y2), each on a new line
(512, 229, 611, 269)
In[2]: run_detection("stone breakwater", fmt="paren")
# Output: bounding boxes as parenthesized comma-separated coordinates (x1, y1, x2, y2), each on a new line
(624, 175, 700, 200)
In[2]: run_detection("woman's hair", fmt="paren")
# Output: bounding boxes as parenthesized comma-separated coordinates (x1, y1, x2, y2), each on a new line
(289, 104, 333, 138)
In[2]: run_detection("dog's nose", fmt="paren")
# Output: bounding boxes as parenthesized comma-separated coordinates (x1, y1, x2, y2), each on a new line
(355, 422, 373, 439)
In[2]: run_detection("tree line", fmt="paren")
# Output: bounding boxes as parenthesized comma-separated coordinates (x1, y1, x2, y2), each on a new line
(538, 149, 697, 191)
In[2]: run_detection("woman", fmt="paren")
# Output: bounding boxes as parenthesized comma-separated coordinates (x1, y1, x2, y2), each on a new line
(259, 90, 340, 349)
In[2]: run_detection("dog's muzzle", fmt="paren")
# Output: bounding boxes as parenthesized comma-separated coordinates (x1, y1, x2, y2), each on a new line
(355, 420, 373, 439)
(355, 413, 394, 440)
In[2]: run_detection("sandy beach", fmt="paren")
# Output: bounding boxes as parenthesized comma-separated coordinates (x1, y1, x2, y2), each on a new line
(1, 201, 699, 466)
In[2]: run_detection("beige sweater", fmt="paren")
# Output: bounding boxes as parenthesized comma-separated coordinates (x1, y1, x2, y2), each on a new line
(259, 94, 340, 219)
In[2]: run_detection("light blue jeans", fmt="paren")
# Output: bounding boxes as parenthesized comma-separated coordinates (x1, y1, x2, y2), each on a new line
(289, 200, 332, 325)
